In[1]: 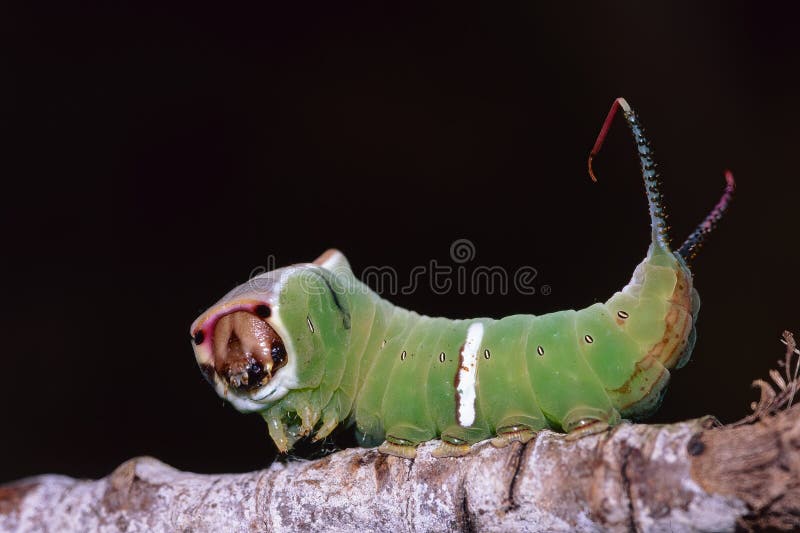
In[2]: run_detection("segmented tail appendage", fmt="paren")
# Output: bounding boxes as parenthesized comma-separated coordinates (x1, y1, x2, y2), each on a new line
(677, 170, 736, 261)
(588, 98, 671, 249)
(588, 98, 735, 260)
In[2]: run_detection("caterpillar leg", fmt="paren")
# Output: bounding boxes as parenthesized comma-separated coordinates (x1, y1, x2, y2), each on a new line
(430, 426, 489, 458)
(565, 420, 610, 441)
(378, 436, 419, 459)
(296, 402, 321, 438)
(432, 441, 471, 458)
(264, 413, 291, 453)
(563, 406, 620, 441)
(312, 408, 340, 442)
(490, 414, 547, 448)
(377, 424, 435, 459)
(264, 404, 316, 452)
(490, 425, 537, 448)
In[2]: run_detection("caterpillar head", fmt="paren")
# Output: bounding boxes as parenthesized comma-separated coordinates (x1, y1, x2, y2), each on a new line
(189, 250, 351, 412)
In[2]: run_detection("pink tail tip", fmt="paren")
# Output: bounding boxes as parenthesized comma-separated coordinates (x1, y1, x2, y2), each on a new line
(724, 169, 736, 189)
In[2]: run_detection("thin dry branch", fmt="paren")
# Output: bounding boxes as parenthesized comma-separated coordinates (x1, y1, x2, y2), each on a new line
(2, 337, 800, 532)
(733, 331, 800, 426)
(2, 408, 800, 532)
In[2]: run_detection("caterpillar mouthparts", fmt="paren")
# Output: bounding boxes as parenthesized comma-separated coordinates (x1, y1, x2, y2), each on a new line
(193, 308, 288, 393)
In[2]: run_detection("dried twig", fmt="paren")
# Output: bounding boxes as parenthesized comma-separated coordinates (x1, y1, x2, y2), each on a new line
(733, 330, 800, 426)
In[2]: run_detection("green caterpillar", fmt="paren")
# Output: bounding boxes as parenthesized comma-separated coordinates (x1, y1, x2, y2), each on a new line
(190, 98, 734, 458)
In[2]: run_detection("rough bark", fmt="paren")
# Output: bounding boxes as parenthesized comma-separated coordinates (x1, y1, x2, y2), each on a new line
(2, 404, 799, 532)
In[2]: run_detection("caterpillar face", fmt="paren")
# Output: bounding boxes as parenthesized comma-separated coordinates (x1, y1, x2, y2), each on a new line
(190, 267, 305, 412)
(192, 306, 287, 390)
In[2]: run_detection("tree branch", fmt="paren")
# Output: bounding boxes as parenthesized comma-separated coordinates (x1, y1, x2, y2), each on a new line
(2, 404, 799, 532)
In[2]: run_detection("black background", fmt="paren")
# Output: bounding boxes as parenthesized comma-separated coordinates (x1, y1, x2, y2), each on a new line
(4, 2, 799, 483)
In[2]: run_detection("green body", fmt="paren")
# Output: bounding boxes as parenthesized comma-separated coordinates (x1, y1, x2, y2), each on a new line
(249, 239, 696, 449)
(190, 98, 730, 455)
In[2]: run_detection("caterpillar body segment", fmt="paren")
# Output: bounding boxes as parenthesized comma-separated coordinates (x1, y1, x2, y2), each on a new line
(189, 98, 733, 458)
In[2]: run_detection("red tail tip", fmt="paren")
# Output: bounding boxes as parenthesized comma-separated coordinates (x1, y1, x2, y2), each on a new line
(723, 169, 735, 189)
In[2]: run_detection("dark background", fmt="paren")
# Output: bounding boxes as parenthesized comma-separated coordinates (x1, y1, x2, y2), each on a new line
(4, 2, 799, 482)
